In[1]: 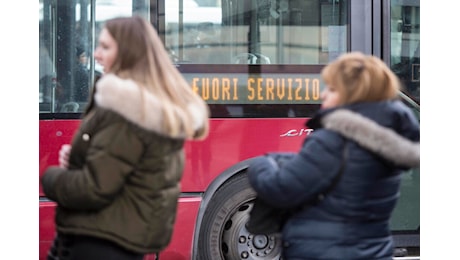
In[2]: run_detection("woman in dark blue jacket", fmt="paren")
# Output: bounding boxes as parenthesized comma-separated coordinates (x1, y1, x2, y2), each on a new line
(247, 52, 420, 260)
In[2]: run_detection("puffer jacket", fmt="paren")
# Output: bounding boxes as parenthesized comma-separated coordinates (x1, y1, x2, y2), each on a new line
(41, 74, 207, 254)
(247, 100, 419, 260)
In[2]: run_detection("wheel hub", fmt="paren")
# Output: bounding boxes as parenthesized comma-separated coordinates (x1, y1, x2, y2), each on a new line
(222, 202, 283, 259)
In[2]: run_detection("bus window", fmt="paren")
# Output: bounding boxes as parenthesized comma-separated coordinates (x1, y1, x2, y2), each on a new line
(387, 1, 420, 254)
(40, 0, 93, 113)
(165, 0, 348, 64)
(390, 0, 420, 103)
(39, 0, 57, 113)
(39, 0, 146, 114)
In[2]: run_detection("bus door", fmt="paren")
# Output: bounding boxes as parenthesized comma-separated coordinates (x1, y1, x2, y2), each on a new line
(385, 0, 420, 256)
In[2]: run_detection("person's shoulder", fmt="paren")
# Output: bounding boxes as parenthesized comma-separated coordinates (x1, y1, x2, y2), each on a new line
(95, 74, 147, 110)
(305, 127, 344, 151)
(388, 100, 416, 116)
(94, 75, 164, 132)
(380, 100, 419, 126)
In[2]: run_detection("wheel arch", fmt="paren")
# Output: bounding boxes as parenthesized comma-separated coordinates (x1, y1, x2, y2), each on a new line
(191, 156, 262, 260)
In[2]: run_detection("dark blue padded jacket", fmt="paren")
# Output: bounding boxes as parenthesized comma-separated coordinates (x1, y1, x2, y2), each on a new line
(247, 100, 420, 260)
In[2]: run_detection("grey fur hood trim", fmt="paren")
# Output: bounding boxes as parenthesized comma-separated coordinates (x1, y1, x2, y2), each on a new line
(94, 74, 206, 137)
(322, 109, 420, 168)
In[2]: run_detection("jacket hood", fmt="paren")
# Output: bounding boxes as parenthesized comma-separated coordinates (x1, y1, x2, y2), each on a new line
(309, 101, 420, 168)
(94, 74, 206, 138)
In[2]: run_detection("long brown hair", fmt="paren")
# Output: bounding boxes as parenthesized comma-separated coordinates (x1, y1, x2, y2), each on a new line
(103, 16, 209, 139)
(321, 52, 401, 105)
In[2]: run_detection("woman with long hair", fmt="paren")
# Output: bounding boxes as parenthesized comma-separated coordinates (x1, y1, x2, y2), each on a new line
(42, 16, 209, 260)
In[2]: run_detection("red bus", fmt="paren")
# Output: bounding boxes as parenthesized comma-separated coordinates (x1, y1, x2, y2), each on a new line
(39, 0, 420, 259)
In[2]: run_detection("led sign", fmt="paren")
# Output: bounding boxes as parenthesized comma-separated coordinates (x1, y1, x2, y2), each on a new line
(186, 73, 325, 104)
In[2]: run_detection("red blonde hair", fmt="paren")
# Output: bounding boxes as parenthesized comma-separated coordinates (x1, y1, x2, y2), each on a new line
(321, 52, 401, 105)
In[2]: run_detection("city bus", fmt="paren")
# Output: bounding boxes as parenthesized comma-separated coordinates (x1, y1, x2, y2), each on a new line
(39, 0, 420, 259)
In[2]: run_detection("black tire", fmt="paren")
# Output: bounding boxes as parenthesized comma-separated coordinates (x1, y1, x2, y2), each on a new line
(196, 173, 283, 260)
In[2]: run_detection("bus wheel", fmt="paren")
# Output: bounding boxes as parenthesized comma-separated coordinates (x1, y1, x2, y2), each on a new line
(196, 173, 283, 260)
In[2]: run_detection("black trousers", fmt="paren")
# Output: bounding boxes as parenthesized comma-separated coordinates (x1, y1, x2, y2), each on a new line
(47, 233, 145, 260)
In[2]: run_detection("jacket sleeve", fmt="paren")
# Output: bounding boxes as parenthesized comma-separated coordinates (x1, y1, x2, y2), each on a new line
(41, 122, 143, 210)
(247, 130, 345, 209)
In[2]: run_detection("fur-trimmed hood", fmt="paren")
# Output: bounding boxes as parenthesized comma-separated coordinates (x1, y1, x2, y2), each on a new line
(320, 106, 420, 168)
(94, 74, 206, 138)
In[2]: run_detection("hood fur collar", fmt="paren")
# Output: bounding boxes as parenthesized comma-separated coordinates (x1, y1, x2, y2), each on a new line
(94, 74, 205, 138)
(322, 109, 420, 168)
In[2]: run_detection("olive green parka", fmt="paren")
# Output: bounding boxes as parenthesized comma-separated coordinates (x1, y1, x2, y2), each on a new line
(41, 74, 207, 253)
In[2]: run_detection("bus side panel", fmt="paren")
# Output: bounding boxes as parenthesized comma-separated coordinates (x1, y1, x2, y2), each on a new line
(39, 197, 200, 260)
(39, 120, 81, 195)
(39, 118, 308, 259)
(40, 118, 308, 196)
(158, 197, 201, 260)
(181, 118, 309, 190)
(39, 202, 56, 259)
